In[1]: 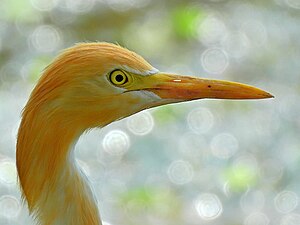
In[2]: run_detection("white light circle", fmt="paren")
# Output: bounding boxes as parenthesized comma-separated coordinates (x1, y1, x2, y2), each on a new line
(126, 111, 154, 135)
(30, 0, 58, 11)
(195, 193, 223, 220)
(240, 190, 265, 213)
(222, 32, 250, 59)
(242, 21, 267, 47)
(187, 107, 214, 134)
(244, 212, 270, 225)
(197, 16, 227, 45)
(201, 48, 229, 74)
(211, 133, 239, 159)
(0, 195, 21, 219)
(102, 130, 130, 156)
(281, 213, 300, 225)
(0, 160, 17, 185)
(274, 191, 298, 214)
(167, 160, 194, 185)
(66, 0, 95, 13)
(30, 25, 62, 53)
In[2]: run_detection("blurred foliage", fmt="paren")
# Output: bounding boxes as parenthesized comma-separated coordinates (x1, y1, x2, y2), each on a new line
(119, 186, 180, 216)
(172, 5, 205, 39)
(152, 105, 186, 125)
(223, 164, 258, 192)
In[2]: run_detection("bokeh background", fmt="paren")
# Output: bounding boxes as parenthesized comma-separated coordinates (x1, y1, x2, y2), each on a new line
(0, 0, 300, 224)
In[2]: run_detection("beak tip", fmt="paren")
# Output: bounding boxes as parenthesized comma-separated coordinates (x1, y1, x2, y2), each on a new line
(264, 92, 274, 99)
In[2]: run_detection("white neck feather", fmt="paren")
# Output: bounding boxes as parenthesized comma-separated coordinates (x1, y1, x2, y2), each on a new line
(36, 161, 101, 225)
(17, 113, 102, 225)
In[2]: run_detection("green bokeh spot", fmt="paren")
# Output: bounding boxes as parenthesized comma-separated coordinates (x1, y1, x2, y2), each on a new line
(2, 0, 38, 22)
(224, 164, 258, 192)
(121, 187, 154, 207)
(152, 105, 186, 125)
(119, 186, 180, 214)
(28, 57, 51, 83)
(172, 5, 205, 39)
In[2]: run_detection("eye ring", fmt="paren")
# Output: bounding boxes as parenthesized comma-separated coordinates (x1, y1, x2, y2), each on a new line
(109, 70, 128, 86)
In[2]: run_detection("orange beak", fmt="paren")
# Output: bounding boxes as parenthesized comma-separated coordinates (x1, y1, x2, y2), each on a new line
(141, 73, 273, 101)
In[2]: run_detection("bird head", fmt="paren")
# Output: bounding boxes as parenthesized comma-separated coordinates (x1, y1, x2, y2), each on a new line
(28, 42, 272, 130)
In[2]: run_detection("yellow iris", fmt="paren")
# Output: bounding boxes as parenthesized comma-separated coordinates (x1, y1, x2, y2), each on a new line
(109, 69, 130, 86)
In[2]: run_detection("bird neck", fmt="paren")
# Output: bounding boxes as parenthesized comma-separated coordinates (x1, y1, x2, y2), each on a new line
(17, 109, 102, 225)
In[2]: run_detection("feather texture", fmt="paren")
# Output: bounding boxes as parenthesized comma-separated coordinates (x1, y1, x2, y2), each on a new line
(17, 43, 156, 225)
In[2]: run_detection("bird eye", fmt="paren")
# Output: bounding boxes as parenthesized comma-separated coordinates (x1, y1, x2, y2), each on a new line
(109, 70, 128, 86)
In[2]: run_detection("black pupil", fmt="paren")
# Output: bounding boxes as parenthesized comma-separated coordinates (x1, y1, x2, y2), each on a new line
(115, 74, 124, 82)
